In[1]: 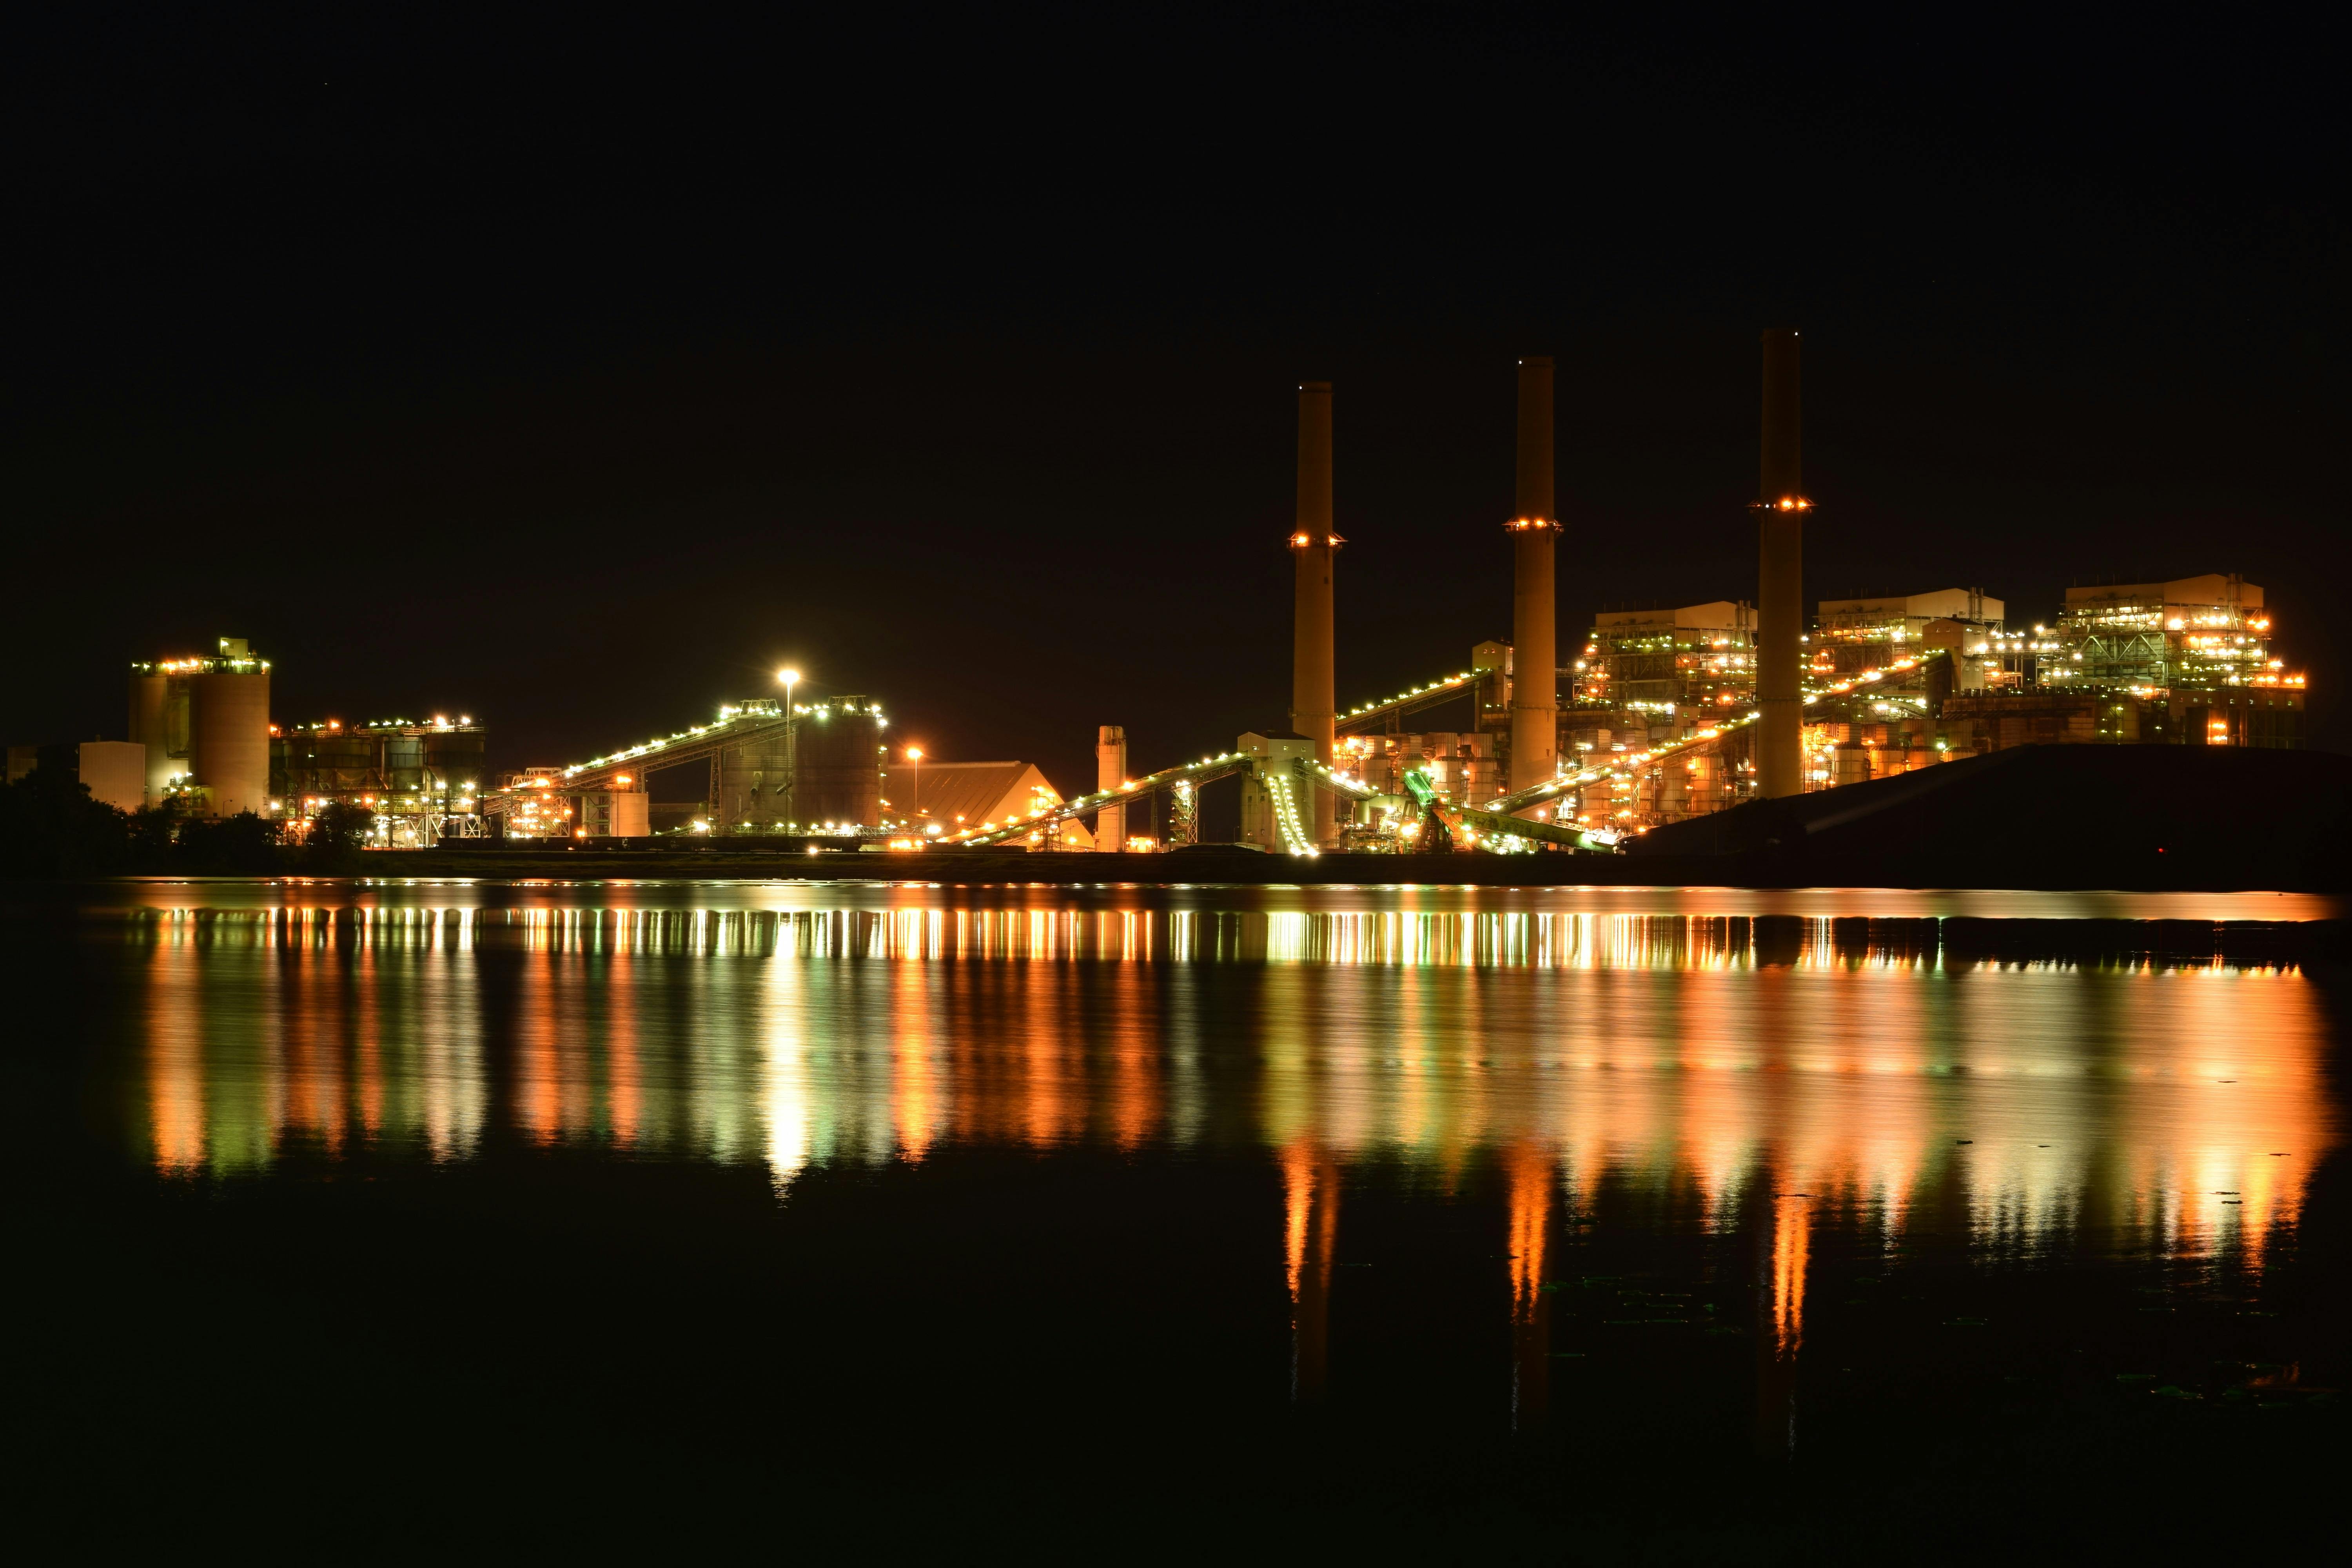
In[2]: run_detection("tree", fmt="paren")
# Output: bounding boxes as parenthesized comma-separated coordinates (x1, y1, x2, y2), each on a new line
(0, 768, 131, 878)
(303, 800, 377, 872)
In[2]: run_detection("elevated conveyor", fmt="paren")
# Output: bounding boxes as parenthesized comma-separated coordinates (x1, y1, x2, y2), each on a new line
(1334, 669, 1482, 734)
(484, 703, 795, 821)
(1404, 766, 1622, 853)
(1482, 648, 1951, 819)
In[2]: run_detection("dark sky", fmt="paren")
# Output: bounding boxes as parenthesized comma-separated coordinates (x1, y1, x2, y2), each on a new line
(7, 4, 2344, 791)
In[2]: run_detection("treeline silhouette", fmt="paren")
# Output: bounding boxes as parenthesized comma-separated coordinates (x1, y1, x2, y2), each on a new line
(0, 768, 375, 877)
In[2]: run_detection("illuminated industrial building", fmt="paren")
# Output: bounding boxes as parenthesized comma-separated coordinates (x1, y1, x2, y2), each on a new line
(1943, 574, 2306, 751)
(272, 715, 488, 847)
(435, 345, 2314, 860)
(1813, 589, 2004, 679)
(127, 637, 272, 815)
(1339, 729, 1502, 804)
(2044, 574, 2284, 690)
(876, 758, 1094, 850)
(1571, 602, 1758, 736)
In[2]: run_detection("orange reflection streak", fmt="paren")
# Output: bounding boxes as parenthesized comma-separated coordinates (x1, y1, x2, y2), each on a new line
(354, 922, 383, 1142)
(1283, 1141, 1338, 1401)
(1507, 1142, 1552, 1428)
(606, 931, 642, 1146)
(282, 916, 349, 1154)
(1772, 1193, 1809, 1356)
(893, 958, 939, 1162)
(1508, 1144, 1550, 1318)
(1021, 962, 1081, 1151)
(515, 933, 561, 1145)
(145, 929, 206, 1174)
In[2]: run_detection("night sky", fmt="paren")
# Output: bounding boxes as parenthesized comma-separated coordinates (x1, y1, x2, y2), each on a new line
(8, 5, 2344, 792)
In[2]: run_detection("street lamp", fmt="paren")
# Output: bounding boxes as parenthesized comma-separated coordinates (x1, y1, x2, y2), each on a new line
(905, 746, 922, 820)
(776, 668, 801, 828)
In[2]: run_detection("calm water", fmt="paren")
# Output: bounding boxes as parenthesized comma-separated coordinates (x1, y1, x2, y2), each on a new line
(12, 880, 2350, 1556)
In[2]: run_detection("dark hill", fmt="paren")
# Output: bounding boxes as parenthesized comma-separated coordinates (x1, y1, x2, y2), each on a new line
(1626, 744, 2352, 891)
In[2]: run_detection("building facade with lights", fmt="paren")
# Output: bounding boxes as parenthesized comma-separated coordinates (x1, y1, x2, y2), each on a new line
(271, 716, 488, 847)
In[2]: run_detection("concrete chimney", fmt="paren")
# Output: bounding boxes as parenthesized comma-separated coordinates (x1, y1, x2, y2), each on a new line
(1289, 381, 1339, 842)
(1755, 329, 1807, 799)
(1507, 357, 1560, 795)
(1096, 724, 1127, 850)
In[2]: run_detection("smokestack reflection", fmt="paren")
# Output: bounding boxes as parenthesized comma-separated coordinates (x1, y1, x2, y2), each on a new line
(1507, 1144, 1552, 1428)
(1283, 1141, 1340, 1402)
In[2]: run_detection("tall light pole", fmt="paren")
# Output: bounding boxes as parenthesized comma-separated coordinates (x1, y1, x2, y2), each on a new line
(777, 668, 800, 827)
(904, 746, 922, 824)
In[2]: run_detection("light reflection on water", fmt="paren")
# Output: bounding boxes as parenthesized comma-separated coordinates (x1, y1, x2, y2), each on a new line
(122, 891, 2337, 1316)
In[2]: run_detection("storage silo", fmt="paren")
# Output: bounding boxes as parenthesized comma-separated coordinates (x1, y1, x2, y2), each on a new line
(792, 698, 883, 827)
(188, 662, 271, 817)
(127, 668, 174, 805)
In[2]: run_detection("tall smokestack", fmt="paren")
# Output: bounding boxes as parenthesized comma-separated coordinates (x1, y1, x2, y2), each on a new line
(1289, 381, 1339, 843)
(1507, 356, 1560, 795)
(1755, 329, 1807, 799)
(1096, 724, 1127, 851)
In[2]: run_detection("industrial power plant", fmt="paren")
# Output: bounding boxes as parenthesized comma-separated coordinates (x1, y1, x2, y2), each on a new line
(22, 333, 2310, 859)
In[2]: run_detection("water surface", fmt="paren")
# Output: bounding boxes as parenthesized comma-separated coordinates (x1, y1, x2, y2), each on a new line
(13, 880, 2348, 1555)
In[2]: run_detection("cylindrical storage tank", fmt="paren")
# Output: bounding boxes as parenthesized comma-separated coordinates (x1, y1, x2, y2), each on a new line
(187, 669, 271, 817)
(720, 729, 793, 828)
(316, 732, 375, 789)
(423, 733, 487, 793)
(793, 699, 883, 826)
(383, 735, 425, 793)
(127, 670, 172, 806)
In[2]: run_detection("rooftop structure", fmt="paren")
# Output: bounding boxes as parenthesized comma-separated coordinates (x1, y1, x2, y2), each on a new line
(1815, 589, 2003, 652)
(2045, 574, 2296, 693)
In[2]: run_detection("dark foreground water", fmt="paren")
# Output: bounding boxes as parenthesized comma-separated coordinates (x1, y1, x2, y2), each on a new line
(9, 880, 2350, 1558)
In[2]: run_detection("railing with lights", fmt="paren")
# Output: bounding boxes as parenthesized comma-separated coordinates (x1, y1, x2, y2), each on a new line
(1333, 670, 1483, 734)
